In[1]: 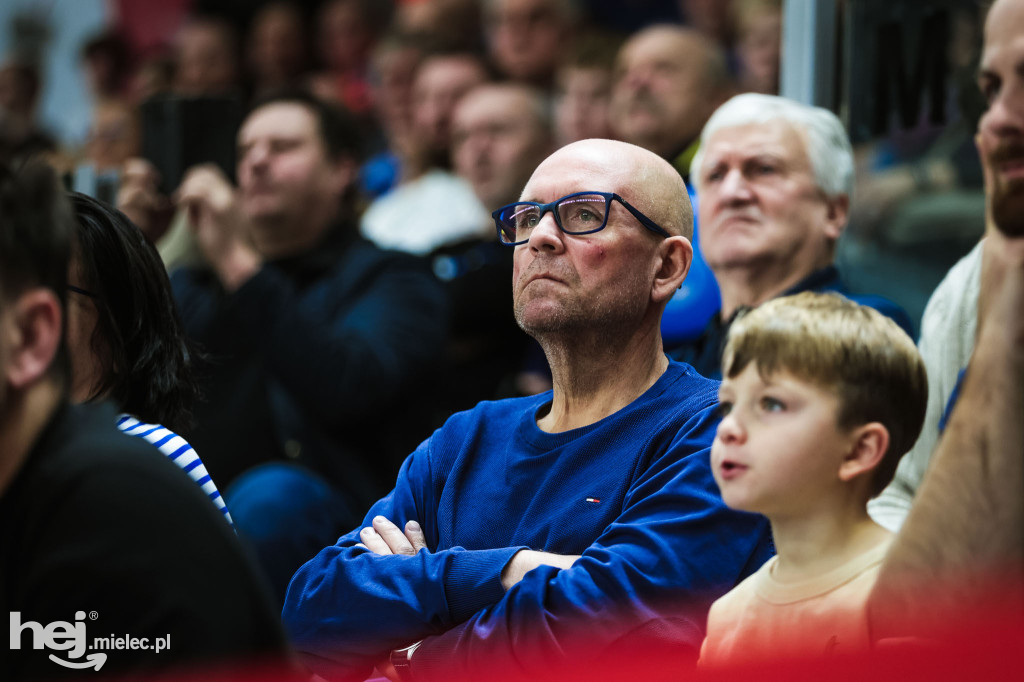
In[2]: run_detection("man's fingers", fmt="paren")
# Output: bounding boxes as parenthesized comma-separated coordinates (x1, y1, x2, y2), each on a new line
(372, 515, 416, 556)
(359, 526, 392, 555)
(404, 520, 427, 552)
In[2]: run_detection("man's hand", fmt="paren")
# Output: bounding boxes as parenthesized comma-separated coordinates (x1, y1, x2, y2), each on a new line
(500, 550, 581, 591)
(176, 164, 262, 292)
(359, 516, 428, 556)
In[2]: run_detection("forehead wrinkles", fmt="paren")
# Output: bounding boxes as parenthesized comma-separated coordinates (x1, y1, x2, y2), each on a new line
(704, 122, 810, 171)
(522, 149, 637, 201)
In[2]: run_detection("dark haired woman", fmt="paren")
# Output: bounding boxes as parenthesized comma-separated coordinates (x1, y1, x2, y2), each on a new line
(64, 191, 232, 526)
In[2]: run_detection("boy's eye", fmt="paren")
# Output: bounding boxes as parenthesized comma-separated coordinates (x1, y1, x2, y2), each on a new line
(712, 401, 733, 419)
(760, 396, 785, 412)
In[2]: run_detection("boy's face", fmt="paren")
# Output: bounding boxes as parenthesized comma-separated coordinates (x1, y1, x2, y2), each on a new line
(711, 362, 855, 519)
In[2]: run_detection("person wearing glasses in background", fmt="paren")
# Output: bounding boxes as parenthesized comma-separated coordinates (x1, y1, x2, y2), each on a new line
(283, 138, 773, 682)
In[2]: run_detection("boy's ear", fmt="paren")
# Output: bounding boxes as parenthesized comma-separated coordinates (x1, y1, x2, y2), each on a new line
(838, 423, 889, 482)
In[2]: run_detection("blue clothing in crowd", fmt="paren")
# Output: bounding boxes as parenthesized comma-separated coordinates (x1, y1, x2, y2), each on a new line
(668, 265, 915, 379)
(117, 413, 233, 527)
(283, 360, 773, 681)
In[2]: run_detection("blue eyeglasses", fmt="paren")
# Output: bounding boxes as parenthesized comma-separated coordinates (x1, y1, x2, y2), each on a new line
(492, 191, 672, 246)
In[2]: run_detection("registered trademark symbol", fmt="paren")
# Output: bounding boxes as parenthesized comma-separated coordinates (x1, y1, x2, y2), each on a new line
(89, 611, 98, 620)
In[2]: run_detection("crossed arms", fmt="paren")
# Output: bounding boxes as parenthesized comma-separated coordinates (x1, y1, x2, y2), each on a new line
(281, 405, 772, 682)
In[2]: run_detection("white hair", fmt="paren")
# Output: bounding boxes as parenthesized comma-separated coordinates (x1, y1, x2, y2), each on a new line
(690, 93, 854, 199)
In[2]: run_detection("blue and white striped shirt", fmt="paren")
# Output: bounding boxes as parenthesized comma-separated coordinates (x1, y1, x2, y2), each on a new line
(117, 414, 234, 527)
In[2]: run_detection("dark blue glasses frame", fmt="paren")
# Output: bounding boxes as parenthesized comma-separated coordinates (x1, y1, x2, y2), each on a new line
(492, 191, 672, 245)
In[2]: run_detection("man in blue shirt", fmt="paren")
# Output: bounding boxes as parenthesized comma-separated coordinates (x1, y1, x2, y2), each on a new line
(283, 138, 773, 681)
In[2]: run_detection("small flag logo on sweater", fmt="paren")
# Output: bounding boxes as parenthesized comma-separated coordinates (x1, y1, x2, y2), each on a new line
(585, 497, 601, 504)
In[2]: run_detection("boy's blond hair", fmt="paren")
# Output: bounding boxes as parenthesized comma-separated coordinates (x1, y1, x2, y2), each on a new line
(722, 292, 928, 497)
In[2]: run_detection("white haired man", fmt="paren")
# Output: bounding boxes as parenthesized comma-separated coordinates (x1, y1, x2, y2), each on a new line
(666, 93, 912, 378)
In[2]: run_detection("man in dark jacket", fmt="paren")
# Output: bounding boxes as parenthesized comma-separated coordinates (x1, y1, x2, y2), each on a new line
(171, 91, 448, 604)
(0, 159, 291, 680)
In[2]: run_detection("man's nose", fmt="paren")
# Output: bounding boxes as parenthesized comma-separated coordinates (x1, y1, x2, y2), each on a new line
(622, 65, 652, 92)
(983, 80, 1024, 138)
(526, 209, 565, 251)
(718, 169, 754, 203)
(244, 142, 270, 169)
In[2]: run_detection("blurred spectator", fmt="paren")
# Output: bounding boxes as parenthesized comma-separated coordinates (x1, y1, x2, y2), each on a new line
(65, 191, 232, 526)
(666, 94, 913, 379)
(0, 59, 55, 158)
(732, 0, 780, 95)
(0, 157, 292, 681)
(407, 50, 492, 173)
(169, 91, 448, 605)
(553, 29, 622, 146)
(127, 54, 175, 104)
(246, 2, 310, 97)
(484, 0, 576, 89)
(72, 99, 140, 206)
(436, 82, 556, 413)
(360, 50, 492, 255)
(173, 13, 242, 97)
(309, 0, 394, 116)
(359, 31, 426, 198)
(452, 83, 554, 211)
(679, 0, 735, 47)
(396, 0, 484, 52)
(609, 24, 733, 180)
(81, 31, 134, 101)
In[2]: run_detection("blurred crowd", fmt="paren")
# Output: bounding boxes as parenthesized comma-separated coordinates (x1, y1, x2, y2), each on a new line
(3, 0, 1019, 679)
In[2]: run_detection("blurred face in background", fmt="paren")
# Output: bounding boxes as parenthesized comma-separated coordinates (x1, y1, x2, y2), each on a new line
(610, 27, 724, 158)
(451, 84, 553, 210)
(87, 100, 139, 172)
(555, 65, 614, 146)
(977, 0, 1024, 235)
(487, 0, 566, 84)
(236, 102, 353, 254)
(735, 1, 781, 94)
(411, 54, 489, 167)
(247, 2, 307, 89)
(318, 0, 374, 72)
(369, 41, 423, 141)
(174, 18, 239, 96)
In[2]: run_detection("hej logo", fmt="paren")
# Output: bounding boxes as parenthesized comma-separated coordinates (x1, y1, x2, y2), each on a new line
(9, 611, 107, 671)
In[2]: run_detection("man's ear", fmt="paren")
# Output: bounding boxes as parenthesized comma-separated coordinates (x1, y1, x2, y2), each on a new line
(823, 193, 850, 240)
(651, 236, 693, 304)
(5, 289, 63, 391)
(838, 422, 889, 482)
(327, 157, 358, 197)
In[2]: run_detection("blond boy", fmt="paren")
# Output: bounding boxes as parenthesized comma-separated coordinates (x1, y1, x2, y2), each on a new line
(699, 292, 927, 666)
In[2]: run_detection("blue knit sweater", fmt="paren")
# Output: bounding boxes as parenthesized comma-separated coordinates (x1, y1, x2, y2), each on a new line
(283, 360, 773, 681)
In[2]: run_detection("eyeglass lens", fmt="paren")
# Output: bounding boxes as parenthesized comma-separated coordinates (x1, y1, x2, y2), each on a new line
(498, 193, 609, 243)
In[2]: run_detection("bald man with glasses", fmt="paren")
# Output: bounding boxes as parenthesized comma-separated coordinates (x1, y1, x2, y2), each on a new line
(283, 139, 772, 682)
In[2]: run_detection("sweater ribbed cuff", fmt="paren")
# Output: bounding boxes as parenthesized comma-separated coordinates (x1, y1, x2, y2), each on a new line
(444, 546, 524, 624)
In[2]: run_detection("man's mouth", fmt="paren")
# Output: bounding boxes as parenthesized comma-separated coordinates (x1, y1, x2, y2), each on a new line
(716, 213, 760, 228)
(989, 141, 1024, 178)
